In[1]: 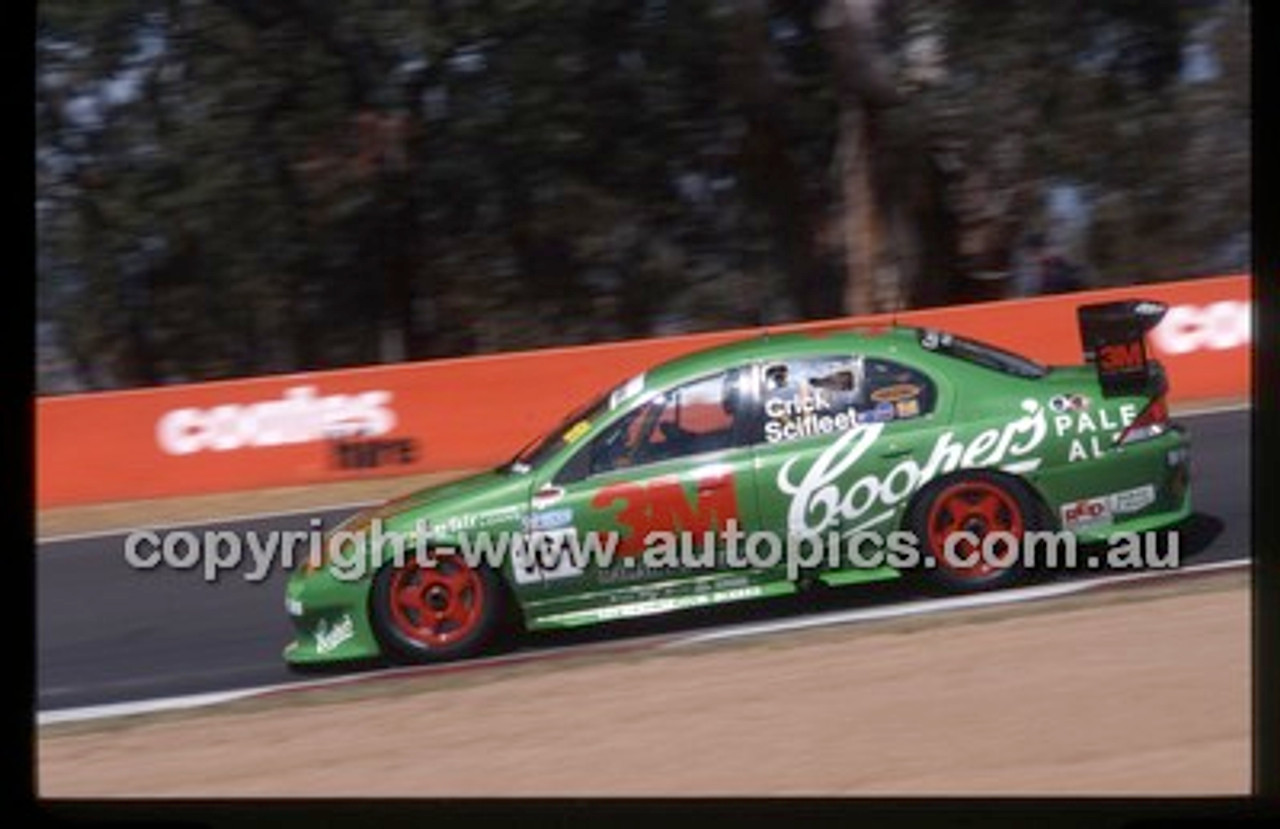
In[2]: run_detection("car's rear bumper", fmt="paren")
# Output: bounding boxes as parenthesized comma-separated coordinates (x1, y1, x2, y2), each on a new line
(1034, 424, 1192, 544)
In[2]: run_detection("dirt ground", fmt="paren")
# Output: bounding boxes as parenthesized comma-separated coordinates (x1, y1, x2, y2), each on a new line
(38, 575, 1250, 796)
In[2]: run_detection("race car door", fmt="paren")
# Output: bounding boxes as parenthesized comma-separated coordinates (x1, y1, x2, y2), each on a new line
(519, 366, 764, 623)
(750, 353, 943, 581)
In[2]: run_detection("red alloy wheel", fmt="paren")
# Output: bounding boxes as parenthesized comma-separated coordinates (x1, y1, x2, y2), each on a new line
(925, 480, 1025, 580)
(386, 557, 487, 647)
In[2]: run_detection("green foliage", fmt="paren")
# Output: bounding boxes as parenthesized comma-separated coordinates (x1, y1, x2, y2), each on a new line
(35, 0, 1249, 391)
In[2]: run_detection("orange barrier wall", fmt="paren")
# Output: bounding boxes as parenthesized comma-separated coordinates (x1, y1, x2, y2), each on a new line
(37, 274, 1249, 507)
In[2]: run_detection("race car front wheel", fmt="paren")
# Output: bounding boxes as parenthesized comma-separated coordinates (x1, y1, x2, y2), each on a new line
(371, 554, 506, 663)
(908, 471, 1042, 593)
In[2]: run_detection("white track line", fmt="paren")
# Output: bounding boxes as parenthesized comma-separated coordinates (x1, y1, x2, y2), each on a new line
(35, 402, 1251, 545)
(37, 666, 459, 726)
(36, 688, 271, 726)
(37, 557, 1248, 727)
(669, 558, 1248, 648)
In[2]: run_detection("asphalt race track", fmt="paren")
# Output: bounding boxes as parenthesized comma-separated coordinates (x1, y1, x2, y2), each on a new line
(37, 409, 1250, 714)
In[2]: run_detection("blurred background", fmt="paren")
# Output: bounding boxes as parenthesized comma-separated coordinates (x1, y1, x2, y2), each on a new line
(35, 0, 1249, 394)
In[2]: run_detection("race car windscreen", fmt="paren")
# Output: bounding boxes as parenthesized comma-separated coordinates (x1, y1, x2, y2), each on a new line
(505, 372, 647, 472)
(505, 394, 611, 473)
(918, 329, 1048, 379)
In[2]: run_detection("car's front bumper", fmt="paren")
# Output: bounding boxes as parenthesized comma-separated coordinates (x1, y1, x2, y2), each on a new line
(283, 568, 382, 665)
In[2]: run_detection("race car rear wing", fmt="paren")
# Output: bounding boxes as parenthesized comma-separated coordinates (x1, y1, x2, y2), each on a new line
(1077, 300, 1168, 398)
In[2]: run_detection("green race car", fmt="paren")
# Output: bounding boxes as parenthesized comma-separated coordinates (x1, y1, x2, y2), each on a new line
(285, 300, 1191, 665)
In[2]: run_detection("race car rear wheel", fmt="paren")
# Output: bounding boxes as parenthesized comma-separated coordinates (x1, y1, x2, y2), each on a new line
(909, 471, 1041, 592)
(371, 554, 506, 663)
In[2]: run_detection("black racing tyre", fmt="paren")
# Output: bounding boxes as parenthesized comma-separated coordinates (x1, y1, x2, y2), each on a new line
(907, 470, 1042, 593)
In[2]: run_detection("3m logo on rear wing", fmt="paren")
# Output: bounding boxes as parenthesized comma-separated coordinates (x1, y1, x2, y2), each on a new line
(1077, 300, 1168, 398)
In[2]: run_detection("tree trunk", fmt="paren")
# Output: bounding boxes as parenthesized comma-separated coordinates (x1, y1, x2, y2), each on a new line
(725, 0, 839, 318)
(818, 0, 907, 316)
(837, 109, 877, 314)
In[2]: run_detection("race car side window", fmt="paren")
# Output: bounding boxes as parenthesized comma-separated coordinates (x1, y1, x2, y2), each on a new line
(757, 355, 936, 445)
(556, 368, 751, 483)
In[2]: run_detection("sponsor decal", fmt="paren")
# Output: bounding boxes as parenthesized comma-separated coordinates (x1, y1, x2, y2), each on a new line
(1060, 484, 1153, 531)
(1109, 484, 1157, 514)
(1151, 300, 1251, 355)
(157, 386, 396, 456)
(532, 486, 565, 510)
(598, 561, 665, 584)
(592, 468, 739, 557)
(715, 585, 763, 602)
(526, 508, 574, 531)
(314, 613, 355, 654)
(1061, 497, 1113, 530)
(763, 390, 861, 443)
(704, 574, 750, 593)
(330, 436, 418, 469)
(563, 420, 592, 444)
(1049, 394, 1090, 413)
(869, 383, 921, 404)
(512, 527, 585, 584)
(560, 585, 766, 624)
(436, 505, 524, 534)
(764, 391, 836, 419)
(1050, 404, 1139, 462)
(1098, 342, 1144, 372)
(857, 402, 896, 424)
(609, 373, 647, 409)
(778, 399, 1049, 537)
